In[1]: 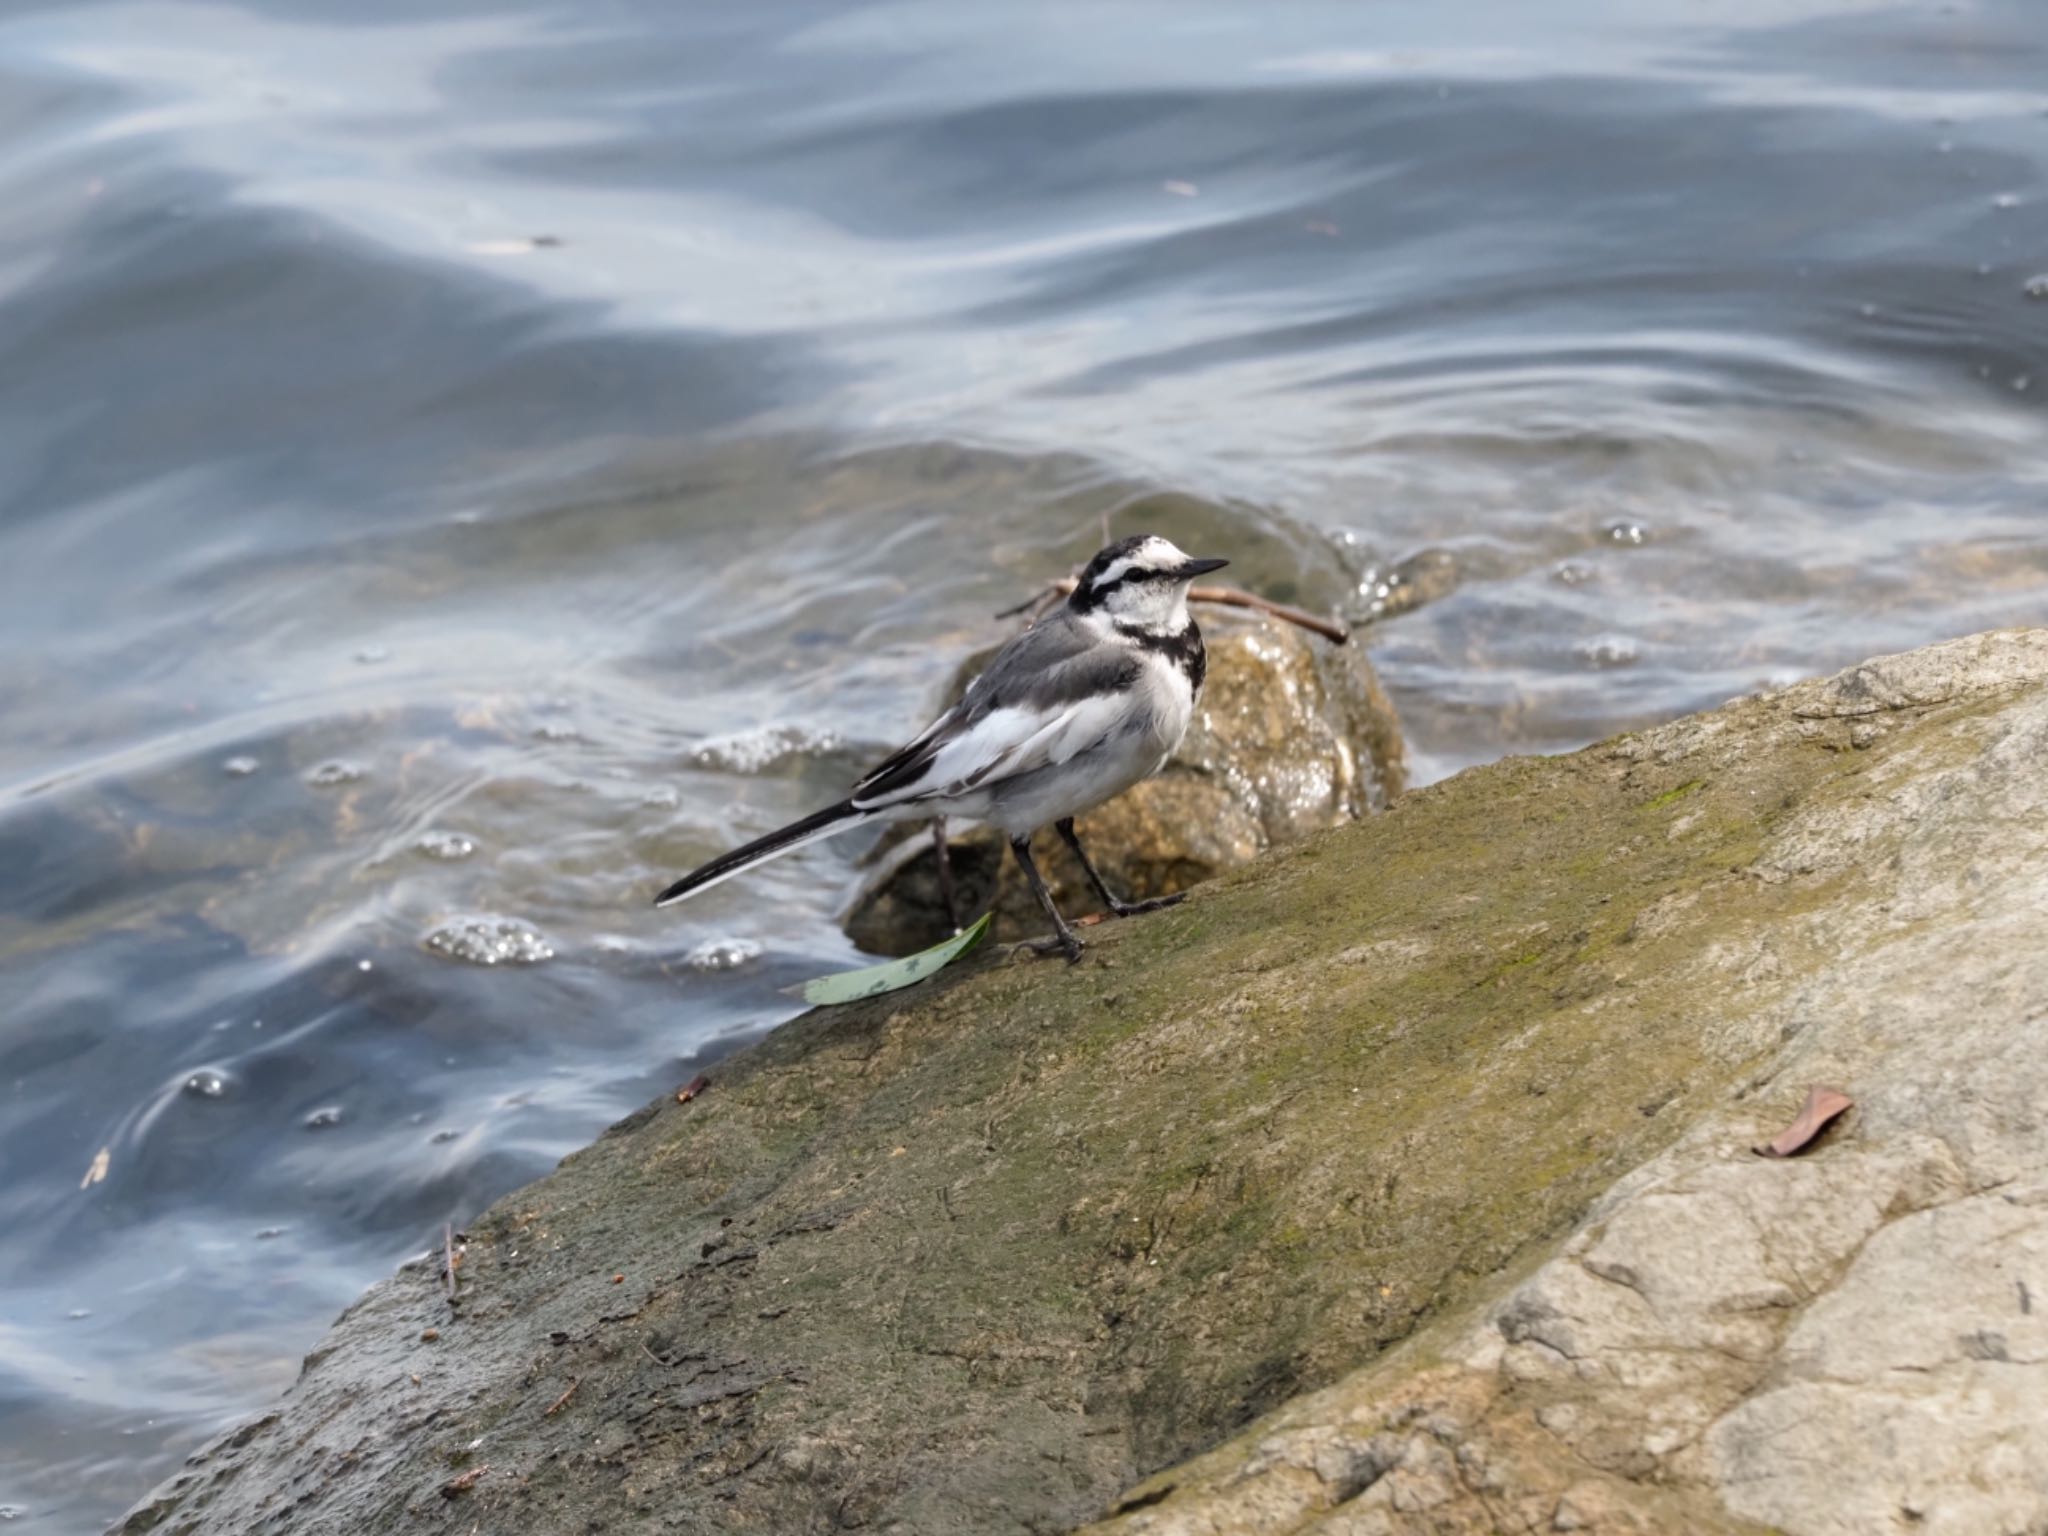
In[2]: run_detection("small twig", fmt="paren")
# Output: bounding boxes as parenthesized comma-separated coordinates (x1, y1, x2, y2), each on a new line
(440, 1465, 488, 1498)
(1189, 584, 1350, 644)
(996, 578, 1349, 644)
(545, 1378, 580, 1416)
(442, 1222, 458, 1303)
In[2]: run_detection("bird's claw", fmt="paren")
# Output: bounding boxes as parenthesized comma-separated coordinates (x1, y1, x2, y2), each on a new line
(1012, 933, 1085, 965)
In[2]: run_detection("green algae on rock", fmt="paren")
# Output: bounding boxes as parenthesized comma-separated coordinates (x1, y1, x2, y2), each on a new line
(120, 630, 2048, 1536)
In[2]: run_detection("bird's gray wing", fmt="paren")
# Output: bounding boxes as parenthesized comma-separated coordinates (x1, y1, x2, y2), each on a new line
(850, 613, 1140, 810)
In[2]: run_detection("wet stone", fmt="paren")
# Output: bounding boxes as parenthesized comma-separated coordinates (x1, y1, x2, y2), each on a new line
(422, 917, 555, 967)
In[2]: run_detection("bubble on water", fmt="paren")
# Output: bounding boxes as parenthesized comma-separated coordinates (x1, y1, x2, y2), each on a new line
(1601, 521, 1648, 546)
(1575, 635, 1641, 669)
(685, 937, 762, 972)
(255, 1227, 287, 1240)
(302, 1105, 344, 1130)
(640, 785, 681, 810)
(183, 1069, 231, 1099)
(2015, 376, 2033, 394)
(222, 755, 261, 777)
(353, 646, 390, 664)
(688, 725, 840, 775)
(1991, 192, 2021, 210)
(415, 830, 477, 861)
(1552, 561, 1597, 587)
(423, 916, 555, 966)
(66, 1309, 91, 1320)
(357, 959, 374, 973)
(1858, 302, 1879, 318)
(1935, 138, 1955, 154)
(2024, 274, 2048, 300)
(593, 934, 635, 956)
(431, 1128, 461, 1144)
(305, 760, 366, 788)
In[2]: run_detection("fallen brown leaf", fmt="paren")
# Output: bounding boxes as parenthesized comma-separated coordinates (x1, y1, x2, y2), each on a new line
(675, 1073, 710, 1104)
(1755, 1086, 1854, 1157)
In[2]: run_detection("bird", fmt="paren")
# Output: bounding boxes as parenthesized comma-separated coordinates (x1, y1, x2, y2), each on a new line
(653, 534, 1230, 962)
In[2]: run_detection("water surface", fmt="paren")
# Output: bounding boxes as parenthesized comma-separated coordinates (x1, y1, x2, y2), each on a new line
(2, 0, 2045, 1527)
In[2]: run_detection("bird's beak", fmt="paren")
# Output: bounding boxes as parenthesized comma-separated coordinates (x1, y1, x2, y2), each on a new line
(1178, 557, 1229, 579)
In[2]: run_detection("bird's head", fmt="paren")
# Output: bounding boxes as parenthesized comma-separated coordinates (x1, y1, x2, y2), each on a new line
(1069, 534, 1228, 631)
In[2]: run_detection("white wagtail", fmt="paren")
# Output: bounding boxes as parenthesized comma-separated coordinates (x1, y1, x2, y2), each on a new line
(654, 534, 1229, 961)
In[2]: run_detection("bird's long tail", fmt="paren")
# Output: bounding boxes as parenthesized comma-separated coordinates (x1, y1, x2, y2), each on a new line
(653, 799, 872, 907)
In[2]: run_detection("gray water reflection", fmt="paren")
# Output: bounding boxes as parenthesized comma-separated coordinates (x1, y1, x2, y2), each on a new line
(0, 0, 2044, 1528)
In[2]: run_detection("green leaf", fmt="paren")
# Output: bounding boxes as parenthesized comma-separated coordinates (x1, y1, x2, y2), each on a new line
(787, 912, 994, 1006)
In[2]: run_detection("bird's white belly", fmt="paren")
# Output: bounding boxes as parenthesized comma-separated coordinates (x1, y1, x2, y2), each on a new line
(979, 653, 1195, 837)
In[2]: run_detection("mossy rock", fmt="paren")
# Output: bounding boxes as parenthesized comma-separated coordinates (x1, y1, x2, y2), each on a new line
(119, 631, 2048, 1536)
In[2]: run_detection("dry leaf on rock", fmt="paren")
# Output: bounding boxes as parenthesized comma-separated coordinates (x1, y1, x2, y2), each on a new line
(1754, 1086, 1854, 1157)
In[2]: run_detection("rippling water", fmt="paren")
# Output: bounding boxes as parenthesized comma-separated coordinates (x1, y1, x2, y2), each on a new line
(2, 0, 2045, 1526)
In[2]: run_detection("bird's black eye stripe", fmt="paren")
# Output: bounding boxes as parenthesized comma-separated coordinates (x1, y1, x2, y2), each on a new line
(1088, 566, 1155, 594)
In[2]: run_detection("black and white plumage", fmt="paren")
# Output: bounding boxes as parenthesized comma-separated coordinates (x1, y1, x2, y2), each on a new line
(653, 534, 1229, 961)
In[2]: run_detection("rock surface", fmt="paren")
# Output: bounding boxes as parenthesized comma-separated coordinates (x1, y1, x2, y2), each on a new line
(120, 631, 2048, 1536)
(843, 608, 1407, 955)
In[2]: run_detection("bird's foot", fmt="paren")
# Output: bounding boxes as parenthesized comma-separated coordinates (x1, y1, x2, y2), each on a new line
(1011, 932, 1085, 965)
(1108, 891, 1187, 918)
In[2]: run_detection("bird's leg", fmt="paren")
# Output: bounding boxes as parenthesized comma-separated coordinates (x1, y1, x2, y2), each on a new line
(1056, 817, 1185, 918)
(931, 816, 962, 933)
(1009, 833, 1083, 964)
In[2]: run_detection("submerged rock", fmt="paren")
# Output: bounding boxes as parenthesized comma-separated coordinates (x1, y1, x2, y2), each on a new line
(121, 630, 2048, 1536)
(842, 608, 1407, 955)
